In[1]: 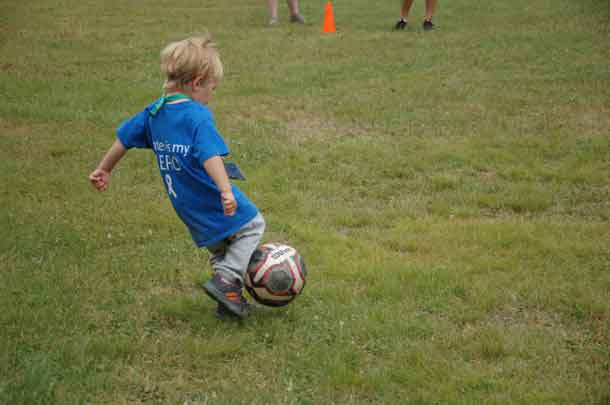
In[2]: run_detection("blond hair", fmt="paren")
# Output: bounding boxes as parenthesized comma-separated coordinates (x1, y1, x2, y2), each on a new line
(160, 34, 224, 91)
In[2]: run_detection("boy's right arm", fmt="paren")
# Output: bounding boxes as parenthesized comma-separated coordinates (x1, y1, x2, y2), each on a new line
(89, 140, 127, 192)
(203, 155, 237, 216)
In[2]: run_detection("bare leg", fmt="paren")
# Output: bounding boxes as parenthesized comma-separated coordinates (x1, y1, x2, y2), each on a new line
(287, 0, 300, 16)
(268, 0, 278, 20)
(400, 0, 415, 19)
(425, 0, 437, 21)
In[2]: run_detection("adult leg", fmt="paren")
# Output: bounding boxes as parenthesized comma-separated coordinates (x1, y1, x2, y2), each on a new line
(268, 0, 278, 23)
(425, 0, 437, 21)
(287, 0, 304, 23)
(400, 0, 415, 19)
(395, 0, 414, 29)
(287, 0, 300, 16)
(422, 0, 437, 30)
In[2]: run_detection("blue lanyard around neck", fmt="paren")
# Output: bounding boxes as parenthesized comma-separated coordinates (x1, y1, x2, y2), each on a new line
(149, 93, 191, 116)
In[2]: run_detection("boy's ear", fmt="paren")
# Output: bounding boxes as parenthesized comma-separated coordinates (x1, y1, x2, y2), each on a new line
(193, 75, 206, 88)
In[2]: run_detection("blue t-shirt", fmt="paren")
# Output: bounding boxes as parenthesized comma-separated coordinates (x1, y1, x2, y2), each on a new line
(116, 99, 259, 247)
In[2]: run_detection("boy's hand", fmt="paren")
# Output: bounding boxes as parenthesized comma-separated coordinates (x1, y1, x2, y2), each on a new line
(221, 191, 237, 216)
(89, 140, 127, 192)
(89, 169, 110, 191)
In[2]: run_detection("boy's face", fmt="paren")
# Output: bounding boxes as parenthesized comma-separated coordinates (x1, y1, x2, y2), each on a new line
(192, 78, 218, 105)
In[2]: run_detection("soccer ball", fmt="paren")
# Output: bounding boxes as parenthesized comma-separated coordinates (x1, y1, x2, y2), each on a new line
(245, 243, 307, 307)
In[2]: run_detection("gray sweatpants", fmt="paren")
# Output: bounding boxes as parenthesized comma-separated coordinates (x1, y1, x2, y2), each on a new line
(206, 213, 265, 285)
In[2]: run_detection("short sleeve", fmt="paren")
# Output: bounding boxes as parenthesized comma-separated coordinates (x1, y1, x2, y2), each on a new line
(191, 116, 229, 164)
(116, 109, 151, 149)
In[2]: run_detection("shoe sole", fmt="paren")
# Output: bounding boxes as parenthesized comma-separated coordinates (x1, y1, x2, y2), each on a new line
(203, 281, 248, 319)
(215, 304, 253, 320)
(214, 308, 240, 320)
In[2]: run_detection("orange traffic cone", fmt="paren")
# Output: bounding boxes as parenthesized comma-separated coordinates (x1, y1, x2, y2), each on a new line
(322, 1, 336, 33)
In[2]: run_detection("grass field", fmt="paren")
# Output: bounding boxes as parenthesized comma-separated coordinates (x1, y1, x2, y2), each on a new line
(1, 0, 609, 403)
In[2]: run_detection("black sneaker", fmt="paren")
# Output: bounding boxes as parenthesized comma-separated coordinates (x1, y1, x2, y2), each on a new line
(290, 14, 305, 24)
(394, 18, 407, 30)
(423, 20, 434, 31)
(202, 273, 249, 319)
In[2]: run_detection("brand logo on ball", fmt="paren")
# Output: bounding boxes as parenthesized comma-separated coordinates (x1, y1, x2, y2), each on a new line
(270, 246, 293, 260)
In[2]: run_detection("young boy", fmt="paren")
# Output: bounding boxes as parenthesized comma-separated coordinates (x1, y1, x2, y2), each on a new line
(88, 34, 265, 319)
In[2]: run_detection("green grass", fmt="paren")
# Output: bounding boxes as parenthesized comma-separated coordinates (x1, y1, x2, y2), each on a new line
(1, 0, 609, 403)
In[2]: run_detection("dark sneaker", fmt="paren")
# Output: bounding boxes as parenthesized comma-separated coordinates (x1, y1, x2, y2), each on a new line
(202, 274, 249, 319)
(290, 14, 305, 24)
(423, 20, 434, 31)
(394, 18, 407, 30)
